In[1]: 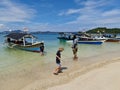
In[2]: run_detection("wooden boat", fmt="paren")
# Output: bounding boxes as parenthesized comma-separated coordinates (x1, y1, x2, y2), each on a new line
(106, 38, 120, 42)
(104, 34, 120, 42)
(5, 32, 44, 52)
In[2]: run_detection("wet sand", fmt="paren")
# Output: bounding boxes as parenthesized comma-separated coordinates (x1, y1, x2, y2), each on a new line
(48, 60, 120, 90)
(0, 50, 120, 90)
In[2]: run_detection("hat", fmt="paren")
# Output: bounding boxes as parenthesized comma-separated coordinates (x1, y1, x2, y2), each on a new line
(59, 47, 64, 51)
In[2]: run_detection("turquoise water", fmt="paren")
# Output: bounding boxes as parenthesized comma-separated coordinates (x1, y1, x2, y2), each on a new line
(0, 33, 120, 72)
(0, 33, 120, 90)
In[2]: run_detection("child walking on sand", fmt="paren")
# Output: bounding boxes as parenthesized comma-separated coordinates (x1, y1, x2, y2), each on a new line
(53, 47, 64, 75)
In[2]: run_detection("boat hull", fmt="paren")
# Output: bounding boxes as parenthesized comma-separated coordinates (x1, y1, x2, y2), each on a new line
(6, 42, 42, 53)
(78, 41, 103, 45)
(106, 39, 120, 42)
(57, 37, 73, 40)
(66, 40, 104, 45)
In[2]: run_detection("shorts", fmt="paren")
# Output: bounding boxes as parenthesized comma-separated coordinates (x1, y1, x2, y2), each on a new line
(40, 49, 44, 52)
(56, 63, 61, 67)
(73, 47, 78, 55)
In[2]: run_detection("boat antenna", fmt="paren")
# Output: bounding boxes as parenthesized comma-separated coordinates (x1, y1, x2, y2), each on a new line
(23, 27, 29, 33)
(9, 29, 12, 32)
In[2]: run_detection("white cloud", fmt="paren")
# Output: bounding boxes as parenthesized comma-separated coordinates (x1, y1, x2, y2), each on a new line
(0, 0, 36, 22)
(0, 0, 119, 32)
(74, 0, 85, 5)
(60, 0, 120, 29)
(60, 0, 108, 16)
(28, 0, 120, 32)
(15, 22, 81, 32)
(59, 8, 81, 16)
(59, 0, 107, 16)
(102, 9, 120, 17)
(0, 24, 5, 29)
(83, 0, 107, 8)
(75, 0, 108, 7)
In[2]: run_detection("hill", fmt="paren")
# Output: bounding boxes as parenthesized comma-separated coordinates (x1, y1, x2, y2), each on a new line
(86, 27, 120, 34)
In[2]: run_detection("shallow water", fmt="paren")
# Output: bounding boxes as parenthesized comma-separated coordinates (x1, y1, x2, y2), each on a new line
(0, 33, 120, 90)
(0, 33, 120, 72)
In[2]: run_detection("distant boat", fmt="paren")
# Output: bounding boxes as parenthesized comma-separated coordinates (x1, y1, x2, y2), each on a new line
(106, 38, 120, 42)
(77, 36, 105, 45)
(57, 32, 74, 41)
(102, 34, 120, 42)
(57, 32, 89, 41)
(5, 32, 44, 52)
(93, 35, 108, 41)
(57, 32, 105, 45)
(78, 40, 104, 45)
(66, 36, 105, 45)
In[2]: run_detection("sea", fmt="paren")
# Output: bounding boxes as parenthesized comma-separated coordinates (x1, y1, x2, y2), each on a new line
(0, 33, 120, 90)
(0, 33, 120, 72)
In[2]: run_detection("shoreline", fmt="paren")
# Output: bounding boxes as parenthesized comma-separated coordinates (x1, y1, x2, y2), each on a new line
(21, 51, 120, 90)
(48, 59, 120, 90)
(0, 50, 120, 90)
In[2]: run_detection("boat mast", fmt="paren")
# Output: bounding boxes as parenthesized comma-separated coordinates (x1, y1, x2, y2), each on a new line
(32, 36, 34, 45)
(23, 37, 25, 46)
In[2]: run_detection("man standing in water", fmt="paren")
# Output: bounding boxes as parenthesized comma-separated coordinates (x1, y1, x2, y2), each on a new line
(72, 35, 78, 60)
(53, 47, 64, 75)
(40, 41, 44, 56)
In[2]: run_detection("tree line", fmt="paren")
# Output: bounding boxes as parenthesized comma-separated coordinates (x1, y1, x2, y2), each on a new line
(86, 27, 120, 34)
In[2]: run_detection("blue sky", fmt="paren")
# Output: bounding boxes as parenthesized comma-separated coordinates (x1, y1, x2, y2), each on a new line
(0, 0, 120, 32)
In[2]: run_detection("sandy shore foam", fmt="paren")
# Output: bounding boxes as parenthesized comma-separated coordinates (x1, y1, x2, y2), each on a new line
(18, 57, 120, 90)
(48, 60, 120, 90)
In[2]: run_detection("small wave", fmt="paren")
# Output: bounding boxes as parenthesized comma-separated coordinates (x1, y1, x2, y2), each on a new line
(68, 57, 120, 77)
(0, 43, 5, 47)
(45, 57, 120, 90)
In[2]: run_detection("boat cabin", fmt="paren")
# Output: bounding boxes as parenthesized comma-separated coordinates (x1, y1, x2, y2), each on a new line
(5, 32, 37, 46)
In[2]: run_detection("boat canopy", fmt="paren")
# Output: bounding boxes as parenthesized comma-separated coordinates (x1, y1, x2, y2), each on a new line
(75, 33, 91, 37)
(5, 33, 36, 40)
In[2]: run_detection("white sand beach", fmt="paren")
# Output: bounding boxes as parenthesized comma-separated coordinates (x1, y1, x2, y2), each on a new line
(48, 61, 120, 90)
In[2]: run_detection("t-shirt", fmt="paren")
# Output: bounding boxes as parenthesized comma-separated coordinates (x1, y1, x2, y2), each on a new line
(56, 50, 61, 64)
(73, 38, 78, 48)
(73, 38, 78, 45)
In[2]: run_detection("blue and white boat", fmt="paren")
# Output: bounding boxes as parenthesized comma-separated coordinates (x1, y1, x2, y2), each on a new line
(5, 32, 44, 52)
(57, 32, 105, 45)
(77, 40, 104, 45)
(77, 36, 105, 45)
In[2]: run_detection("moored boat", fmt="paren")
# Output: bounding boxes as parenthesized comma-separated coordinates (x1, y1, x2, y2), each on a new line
(77, 36, 105, 45)
(77, 40, 104, 45)
(106, 38, 120, 42)
(104, 34, 120, 42)
(66, 36, 105, 45)
(57, 32, 74, 40)
(5, 32, 44, 52)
